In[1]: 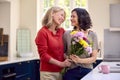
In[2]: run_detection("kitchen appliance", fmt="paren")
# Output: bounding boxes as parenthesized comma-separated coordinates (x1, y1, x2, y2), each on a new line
(104, 29, 120, 61)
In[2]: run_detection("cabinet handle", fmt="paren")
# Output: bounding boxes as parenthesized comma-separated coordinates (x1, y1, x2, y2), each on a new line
(27, 61, 30, 63)
(3, 73, 16, 78)
(18, 62, 22, 65)
(27, 77, 31, 80)
(37, 61, 39, 63)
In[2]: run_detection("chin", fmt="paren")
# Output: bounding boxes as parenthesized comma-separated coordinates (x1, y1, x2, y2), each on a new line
(71, 24, 75, 26)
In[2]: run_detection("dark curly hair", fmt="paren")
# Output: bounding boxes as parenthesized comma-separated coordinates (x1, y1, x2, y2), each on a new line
(72, 8, 92, 31)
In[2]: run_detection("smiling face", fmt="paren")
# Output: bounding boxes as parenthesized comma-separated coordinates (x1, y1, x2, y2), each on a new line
(71, 11, 79, 28)
(52, 10, 65, 26)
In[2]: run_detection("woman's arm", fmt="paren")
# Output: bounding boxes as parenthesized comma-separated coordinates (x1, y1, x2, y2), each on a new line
(35, 29, 71, 67)
(70, 50, 98, 64)
(49, 58, 71, 67)
(70, 31, 99, 64)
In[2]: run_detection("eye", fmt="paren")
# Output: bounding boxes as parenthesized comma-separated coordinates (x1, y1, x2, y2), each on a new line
(61, 14, 64, 17)
(71, 15, 75, 18)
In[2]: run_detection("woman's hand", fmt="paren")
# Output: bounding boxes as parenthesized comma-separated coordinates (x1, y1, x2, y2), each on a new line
(57, 59, 71, 67)
(69, 54, 81, 64)
(49, 58, 71, 67)
(64, 59, 72, 67)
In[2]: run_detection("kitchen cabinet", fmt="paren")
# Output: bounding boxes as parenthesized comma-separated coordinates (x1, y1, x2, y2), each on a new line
(0, 59, 40, 80)
(0, 63, 16, 80)
(30, 60, 40, 80)
(104, 29, 120, 61)
(15, 61, 31, 80)
(93, 59, 103, 68)
(110, 4, 120, 31)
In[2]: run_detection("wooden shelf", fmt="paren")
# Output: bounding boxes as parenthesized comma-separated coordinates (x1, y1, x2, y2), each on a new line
(0, 57, 8, 61)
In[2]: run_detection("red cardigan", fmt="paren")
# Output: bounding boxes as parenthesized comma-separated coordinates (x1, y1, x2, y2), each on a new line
(35, 27, 65, 72)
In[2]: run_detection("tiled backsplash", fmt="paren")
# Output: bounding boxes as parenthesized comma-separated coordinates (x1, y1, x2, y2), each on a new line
(16, 28, 31, 54)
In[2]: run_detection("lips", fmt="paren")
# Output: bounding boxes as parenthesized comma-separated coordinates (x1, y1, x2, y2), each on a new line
(59, 19, 64, 24)
(71, 21, 76, 25)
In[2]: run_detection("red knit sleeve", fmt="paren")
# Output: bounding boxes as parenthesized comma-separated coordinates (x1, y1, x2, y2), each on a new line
(35, 29, 51, 62)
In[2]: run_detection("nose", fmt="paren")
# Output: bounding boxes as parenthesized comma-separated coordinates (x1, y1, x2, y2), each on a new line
(61, 16, 64, 22)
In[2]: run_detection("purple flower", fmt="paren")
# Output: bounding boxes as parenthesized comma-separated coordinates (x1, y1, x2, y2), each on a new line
(70, 31, 93, 56)
(85, 47, 92, 55)
(73, 32, 84, 38)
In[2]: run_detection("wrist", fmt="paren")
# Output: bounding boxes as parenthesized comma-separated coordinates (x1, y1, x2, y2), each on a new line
(49, 58, 63, 67)
(78, 58, 82, 63)
(57, 61, 63, 67)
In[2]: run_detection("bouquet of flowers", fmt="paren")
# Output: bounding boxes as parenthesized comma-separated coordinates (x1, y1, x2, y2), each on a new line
(70, 31, 92, 56)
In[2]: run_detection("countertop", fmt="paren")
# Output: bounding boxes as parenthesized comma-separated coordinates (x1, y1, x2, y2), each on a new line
(0, 57, 39, 65)
(81, 61, 120, 80)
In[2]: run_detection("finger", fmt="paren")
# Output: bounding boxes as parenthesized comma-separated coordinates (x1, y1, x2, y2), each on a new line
(67, 59, 72, 62)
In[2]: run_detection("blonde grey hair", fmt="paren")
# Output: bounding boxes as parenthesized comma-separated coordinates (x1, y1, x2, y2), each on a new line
(42, 6, 66, 28)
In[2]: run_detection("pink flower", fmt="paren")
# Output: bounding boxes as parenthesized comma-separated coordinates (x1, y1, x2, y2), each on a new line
(70, 31, 93, 56)
(73, 32, 84, 38)
(85, 47, 92, 55)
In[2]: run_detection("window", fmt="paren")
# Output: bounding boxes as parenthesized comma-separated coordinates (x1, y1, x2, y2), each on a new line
(43, 0, 55, 12)
(40, 0, 87, 30)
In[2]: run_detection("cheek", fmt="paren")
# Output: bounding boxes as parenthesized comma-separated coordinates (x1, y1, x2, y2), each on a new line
(71, 21, 79, 26)
(71, 20, 77, 24)
(53, 16, 58, 21)
(75, 21, 79, 25)
(74, 19, 78, 24)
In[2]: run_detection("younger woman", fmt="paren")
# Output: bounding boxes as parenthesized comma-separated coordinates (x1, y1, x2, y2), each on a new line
(63, 8, 98, 80)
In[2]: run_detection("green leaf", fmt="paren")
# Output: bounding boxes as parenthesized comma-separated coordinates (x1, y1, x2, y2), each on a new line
(70, 42, 86, 56)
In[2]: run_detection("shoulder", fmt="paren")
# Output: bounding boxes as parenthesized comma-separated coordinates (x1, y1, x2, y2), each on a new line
(63, 30, 72, 38)
(88, 30, 97, 37)
(59, 27, 64, 31)
(58, 27, 65, 33)
(64, 30, 71, 35)
(37, 27, 48, 36)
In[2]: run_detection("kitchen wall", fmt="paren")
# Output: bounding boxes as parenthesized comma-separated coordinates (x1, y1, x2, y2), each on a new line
(0, 0, 20, 60)
(0, 2, 10, 34)
(20, 0, 39, 57)
(0, 0, 120, 60)
(88, 0, 120, 57)
(19, 0, 44, 58)
(8, 0, 20, 60)
(0, 0, 40, 60)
